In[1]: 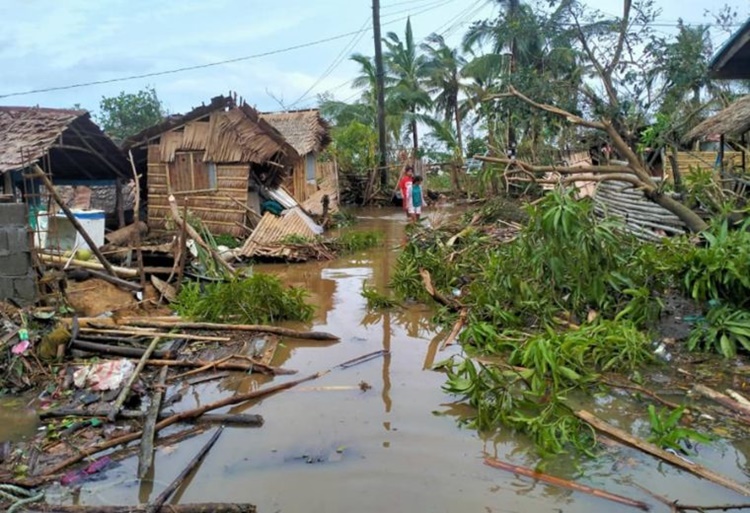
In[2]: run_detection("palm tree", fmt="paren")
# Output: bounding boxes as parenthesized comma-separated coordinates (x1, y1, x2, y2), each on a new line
(421, 34, 468, 162)
(384, 18, 432, 157)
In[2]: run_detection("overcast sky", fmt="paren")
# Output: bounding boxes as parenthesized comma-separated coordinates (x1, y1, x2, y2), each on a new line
(0, 0, 747, 116)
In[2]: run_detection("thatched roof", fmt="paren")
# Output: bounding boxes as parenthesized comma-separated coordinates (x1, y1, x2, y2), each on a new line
(0, 106, 130, 180)
(685, 95, 750, 141)
(710, 18, 750, 79)
(261, 109, 331, 155)
(124, 96, 299, 167)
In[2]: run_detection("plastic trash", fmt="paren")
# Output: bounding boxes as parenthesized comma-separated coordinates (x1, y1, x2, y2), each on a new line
(73, 359, 135, 391)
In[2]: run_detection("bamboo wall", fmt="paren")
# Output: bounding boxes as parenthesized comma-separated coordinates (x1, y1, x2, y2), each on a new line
(667, 151, 745, 179)
(146, 144, 249, 237)
(290, 155, 336, 203)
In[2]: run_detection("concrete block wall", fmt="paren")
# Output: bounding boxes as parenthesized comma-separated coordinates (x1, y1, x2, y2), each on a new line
(0, 203, 36, 305)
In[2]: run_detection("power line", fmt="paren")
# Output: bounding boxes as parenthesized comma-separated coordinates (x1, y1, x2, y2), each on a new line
(0, 0, 458, 101)
(288, 17, 372, 108)
(289, 0, 459, 107)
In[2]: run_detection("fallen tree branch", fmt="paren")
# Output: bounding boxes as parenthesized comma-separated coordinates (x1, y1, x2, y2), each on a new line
(484, 456, 649, 510)
(575, 409, 750, 496)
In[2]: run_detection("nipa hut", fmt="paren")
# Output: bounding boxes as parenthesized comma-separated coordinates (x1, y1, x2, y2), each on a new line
(124, 96, 302, 237)
(0, 106, 130, 198)
(260, 109, 338, 216)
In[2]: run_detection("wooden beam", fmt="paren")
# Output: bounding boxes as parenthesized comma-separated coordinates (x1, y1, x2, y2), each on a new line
(32, 164, 117, 277)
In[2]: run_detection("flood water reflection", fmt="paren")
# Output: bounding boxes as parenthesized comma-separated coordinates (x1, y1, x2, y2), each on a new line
(62, 206, 750, 513)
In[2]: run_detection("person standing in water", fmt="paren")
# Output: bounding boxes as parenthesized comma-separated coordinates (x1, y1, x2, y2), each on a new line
(407, 175, 424, 222)
(397, 165, 414, 219)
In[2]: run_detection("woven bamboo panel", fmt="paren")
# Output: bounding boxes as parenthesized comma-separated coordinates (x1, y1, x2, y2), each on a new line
(159, 131, 184, 162)
(240, 209, 318, 257)
(669, 151, 744, 177)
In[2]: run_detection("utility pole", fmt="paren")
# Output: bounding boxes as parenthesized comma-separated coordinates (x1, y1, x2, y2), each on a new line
(373, 0, 388, 188)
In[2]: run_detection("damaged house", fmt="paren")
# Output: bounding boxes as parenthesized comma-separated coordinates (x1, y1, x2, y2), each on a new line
(260, 109, 337, 216)
(124, 95, 308, 238)
(0, 106, 132, 246)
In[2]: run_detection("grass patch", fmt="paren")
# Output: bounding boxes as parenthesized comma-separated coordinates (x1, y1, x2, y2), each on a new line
(361, 283, 400, 309)
(173, 273, 314, 324)
(332, 230, 383, 253)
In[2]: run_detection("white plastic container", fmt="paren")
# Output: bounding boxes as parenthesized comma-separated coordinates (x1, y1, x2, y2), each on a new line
(52, 209, 106, 251)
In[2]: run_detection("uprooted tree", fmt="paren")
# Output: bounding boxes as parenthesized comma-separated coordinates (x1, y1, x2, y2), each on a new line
(478, 0, 723, 233)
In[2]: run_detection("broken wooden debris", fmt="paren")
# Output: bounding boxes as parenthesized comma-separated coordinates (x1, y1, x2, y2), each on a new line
(138, 365, 168, 479)
(17, 350, 385, 487)
(484, 456, 650, 510)
(107, 336, 163, 421)
(168, 194, 235, 276)
(24, 504, 256, 512)
(123, 318, 339, 341)
(32, 164, 117, 278)
(693, 384, 750, 421)
(40, 253, 138, 278)
(575, 409, 750, 497)
(145, 426, 224, 513)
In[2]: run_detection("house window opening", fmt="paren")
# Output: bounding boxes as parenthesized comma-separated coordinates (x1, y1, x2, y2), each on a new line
(169, 151, 217, 193)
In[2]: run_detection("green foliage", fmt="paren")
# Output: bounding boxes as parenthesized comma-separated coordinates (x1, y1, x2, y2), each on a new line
(682, 219, 750, 306)
(332, 230, 383, 253)
(647, 405, 712, 454)
(280, 234, 315, 245)
(688, 303, 750, 358)
(173, 274, 314, 325)
(325, 121, 378, 174)
(442, 357, 596, 457)
(361, 283, 400, 309)
(97, 87, 165, 143)
(330, 210, 358, 228)
(213, 234, 242, 249)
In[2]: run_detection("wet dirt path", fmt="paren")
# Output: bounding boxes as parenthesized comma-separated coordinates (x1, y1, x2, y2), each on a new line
(40, 207, 750, 512)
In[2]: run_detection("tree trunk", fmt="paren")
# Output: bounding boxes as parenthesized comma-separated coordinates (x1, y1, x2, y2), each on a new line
(605, 123, 709, 233)
(411, 106, 419, 159)
(454, 102, 463, 163)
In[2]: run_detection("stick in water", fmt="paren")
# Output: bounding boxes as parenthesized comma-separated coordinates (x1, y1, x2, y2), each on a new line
(145, 426, 225, 513)
(484, 457, 650, 511)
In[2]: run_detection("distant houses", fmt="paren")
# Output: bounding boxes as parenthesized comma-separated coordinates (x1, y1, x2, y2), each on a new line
(1, 95, 337, 241)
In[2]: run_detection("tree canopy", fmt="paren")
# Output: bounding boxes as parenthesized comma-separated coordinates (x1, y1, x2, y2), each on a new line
(97, 87, 166, 144)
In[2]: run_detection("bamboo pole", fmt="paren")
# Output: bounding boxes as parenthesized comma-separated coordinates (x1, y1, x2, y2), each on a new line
(167, 194, 235, 276)
(122, 319, 340, 341)
(40, 253, 138, 278)
(484, 457, 650, 510)
(693, 384, 750, 419)
(128, 150, 146, 290)
(78, 328, 230, 342)
(31, 164, 117, 277)
(575, 409, 750, 497)
(138, 365, 168, 479)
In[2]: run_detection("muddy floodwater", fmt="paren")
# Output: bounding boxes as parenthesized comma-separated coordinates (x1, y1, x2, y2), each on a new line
(31, 207, 750, 512)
